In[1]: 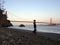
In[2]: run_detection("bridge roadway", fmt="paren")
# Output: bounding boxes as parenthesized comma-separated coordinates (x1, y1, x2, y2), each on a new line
(10, 21, 60, 25)
(11, 21, 49, 24)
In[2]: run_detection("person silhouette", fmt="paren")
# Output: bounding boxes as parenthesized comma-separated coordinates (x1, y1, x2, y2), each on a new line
(33, 20, 37, 34)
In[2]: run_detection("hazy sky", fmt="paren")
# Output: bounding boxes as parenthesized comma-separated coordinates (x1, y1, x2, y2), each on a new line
(4, 0, 60, 23)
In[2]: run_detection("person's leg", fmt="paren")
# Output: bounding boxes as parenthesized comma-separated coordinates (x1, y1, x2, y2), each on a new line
(33, 28, 36, 34)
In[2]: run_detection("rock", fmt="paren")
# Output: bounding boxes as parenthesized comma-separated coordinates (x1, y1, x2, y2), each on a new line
(2, 20, 13, 27)
(0, 9, 13, 27)
(19, 24, 25, 27)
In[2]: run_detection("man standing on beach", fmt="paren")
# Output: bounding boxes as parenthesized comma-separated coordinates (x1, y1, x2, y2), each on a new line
(33, 20, 37, 34)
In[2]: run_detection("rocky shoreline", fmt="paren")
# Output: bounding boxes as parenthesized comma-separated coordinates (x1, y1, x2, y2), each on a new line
(0, 27, 60, 45)
(0, 9, 13, 27)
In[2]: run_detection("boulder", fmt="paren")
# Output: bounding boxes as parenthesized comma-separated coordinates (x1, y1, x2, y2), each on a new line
(19, 24, 25, 27)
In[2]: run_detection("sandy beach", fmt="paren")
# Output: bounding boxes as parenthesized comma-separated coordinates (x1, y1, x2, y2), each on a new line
(0, 27, 60, 45)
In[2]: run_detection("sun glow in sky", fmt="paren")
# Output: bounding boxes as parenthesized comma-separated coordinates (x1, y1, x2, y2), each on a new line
(4, 0, 60, 23)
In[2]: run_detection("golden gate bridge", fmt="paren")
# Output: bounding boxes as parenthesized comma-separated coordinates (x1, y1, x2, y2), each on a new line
(6, 11, 50, 24)
(10, 19, 60, 26)
(6, 11, 60, 26)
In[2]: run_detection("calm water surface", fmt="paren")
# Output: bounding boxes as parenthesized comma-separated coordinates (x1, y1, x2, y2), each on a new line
(8, 25, 60, 34)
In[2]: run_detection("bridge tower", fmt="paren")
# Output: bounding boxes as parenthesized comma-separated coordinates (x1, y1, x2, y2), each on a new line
(50, 18, 52, 25)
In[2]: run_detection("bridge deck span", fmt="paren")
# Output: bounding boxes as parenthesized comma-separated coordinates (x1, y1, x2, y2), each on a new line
(11, 21, 49, 24)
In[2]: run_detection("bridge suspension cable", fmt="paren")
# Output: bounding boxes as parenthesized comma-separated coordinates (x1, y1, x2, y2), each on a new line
(7, 11, 27, 21)
(7, 11, 49, 24)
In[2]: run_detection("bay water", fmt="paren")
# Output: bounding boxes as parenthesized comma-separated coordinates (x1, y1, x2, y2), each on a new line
(8, 25, 60, 34)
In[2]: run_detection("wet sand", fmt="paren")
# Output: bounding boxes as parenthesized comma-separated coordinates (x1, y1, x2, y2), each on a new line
(0, 27, 60, 45)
